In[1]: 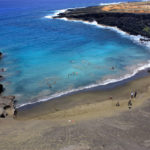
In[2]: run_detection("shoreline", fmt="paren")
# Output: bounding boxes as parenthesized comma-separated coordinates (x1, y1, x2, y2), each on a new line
(16, 61, 150, 108)
(17, 68, 150, 120)
(1, 64, 150, 149)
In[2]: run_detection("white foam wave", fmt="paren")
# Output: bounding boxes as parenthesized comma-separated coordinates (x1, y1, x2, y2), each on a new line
(44, 9, 67, 19)
(17, 60, 150, 108)
(55, 17, 150, 48)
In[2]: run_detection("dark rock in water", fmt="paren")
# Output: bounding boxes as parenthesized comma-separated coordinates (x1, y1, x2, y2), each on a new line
(0, 96, 16, 118)
(0, 68, 6, 72)
(147, 69, 150, 73)
(0, 52, 2, 58)
(0, 84, 4, 94)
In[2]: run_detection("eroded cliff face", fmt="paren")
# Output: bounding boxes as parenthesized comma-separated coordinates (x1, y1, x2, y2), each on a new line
(54, 6, 150, 38)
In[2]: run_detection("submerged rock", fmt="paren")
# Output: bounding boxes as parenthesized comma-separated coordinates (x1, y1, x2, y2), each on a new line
(0, 68, 6, 72)
(0, 84, 4, 94)
(0, 75, 4, 81)
(0, 52, 2, 58)
(0, 96, 16, 118)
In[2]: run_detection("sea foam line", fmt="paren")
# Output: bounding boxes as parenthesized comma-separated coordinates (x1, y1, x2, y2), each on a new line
(17, 60, 150, 108)
(44, 9, 67, 19)
(57, 17, 150, 48)
(44, 5, 150, 48)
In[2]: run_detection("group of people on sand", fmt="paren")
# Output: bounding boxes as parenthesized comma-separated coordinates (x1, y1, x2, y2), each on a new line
(116, 91, 137, 109)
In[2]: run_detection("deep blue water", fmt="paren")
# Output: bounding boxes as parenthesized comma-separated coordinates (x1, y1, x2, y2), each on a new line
(0, 0, 150, 106)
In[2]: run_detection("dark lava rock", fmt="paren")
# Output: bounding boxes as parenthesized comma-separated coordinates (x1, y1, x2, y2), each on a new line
(0, 52, 2, 58)
(0, 84, 4, 94)
(54, 6, 150, 38)
(147, 69, 150, 73)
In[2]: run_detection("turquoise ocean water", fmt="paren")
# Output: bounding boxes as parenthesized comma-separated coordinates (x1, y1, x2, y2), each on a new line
(0, 0, 150, 106)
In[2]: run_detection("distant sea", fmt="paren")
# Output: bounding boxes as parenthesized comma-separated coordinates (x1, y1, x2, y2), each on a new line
(0, 0, 150, 107)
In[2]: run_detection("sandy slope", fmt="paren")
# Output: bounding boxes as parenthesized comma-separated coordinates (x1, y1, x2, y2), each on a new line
(102, 2, 150, 14)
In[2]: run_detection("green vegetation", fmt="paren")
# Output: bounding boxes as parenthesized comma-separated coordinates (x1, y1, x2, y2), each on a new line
(143, 26, 150, 34)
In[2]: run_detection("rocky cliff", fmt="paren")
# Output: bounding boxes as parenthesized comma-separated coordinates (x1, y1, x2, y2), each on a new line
(54, 6, 150, 38)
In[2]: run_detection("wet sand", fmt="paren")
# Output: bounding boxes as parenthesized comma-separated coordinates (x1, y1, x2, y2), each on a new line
(0, 74, 150, 150)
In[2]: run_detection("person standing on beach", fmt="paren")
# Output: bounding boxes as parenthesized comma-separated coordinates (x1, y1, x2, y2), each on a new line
(131, 92, 134, 98)
(134, 91, 137, 98)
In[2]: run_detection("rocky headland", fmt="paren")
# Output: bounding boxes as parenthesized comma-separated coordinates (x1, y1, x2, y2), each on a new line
(53, 2, 150, 39)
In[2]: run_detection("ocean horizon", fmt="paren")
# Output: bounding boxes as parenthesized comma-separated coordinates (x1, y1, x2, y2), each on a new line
(0, 0, 150, 107)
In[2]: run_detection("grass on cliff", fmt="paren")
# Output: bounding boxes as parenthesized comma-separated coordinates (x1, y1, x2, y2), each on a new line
(143, 26, 150, 34)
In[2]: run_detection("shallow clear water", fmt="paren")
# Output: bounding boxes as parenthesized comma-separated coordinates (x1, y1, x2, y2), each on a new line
(0, 0, 150, 106)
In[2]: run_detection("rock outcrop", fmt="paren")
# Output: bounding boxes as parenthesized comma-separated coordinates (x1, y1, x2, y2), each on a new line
(54, 5, 150, 38)
(0, 96, 16, 118)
